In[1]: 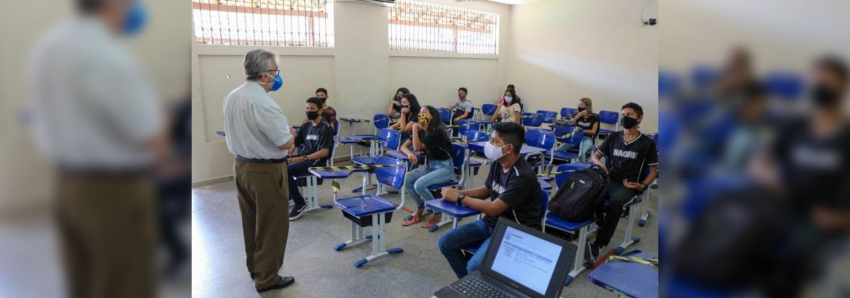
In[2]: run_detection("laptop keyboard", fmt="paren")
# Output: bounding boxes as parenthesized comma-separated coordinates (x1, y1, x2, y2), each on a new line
(452, 276, 514, 298)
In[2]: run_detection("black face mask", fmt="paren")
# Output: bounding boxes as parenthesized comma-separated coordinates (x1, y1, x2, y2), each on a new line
(320, 97, 327, 104)
(621, 116, 638, 129)
(812, 84, 840, 107)
(306, 111, 319, 120)
(396, 95, 402, 100)
(578, 107, 586, 113)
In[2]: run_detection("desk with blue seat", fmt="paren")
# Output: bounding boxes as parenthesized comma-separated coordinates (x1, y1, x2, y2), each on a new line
(589, 251, 658, 298)
(309, 157, 406, 268)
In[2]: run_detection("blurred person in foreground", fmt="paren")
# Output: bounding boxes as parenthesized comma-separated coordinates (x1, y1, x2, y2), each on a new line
(223, 48, 297, 292)
(754, 55, 850, 296)
(27, 0, 165, 297)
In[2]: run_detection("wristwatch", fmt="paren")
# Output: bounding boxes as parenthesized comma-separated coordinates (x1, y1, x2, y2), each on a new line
(457, 194, 466, 206)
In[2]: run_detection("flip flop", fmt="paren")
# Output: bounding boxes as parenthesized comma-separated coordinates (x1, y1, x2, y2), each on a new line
(402, 216, 422, 226)
(421, 216, 442, 229)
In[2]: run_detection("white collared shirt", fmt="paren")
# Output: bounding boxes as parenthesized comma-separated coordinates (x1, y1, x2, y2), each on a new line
(223, 81, 293, 159)
(29, 16, 162, 169)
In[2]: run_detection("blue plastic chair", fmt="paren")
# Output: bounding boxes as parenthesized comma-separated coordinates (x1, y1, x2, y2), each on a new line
(764, 71, 804, 102)
(659, 70, 682, 98)
(543, 163, 594, 286)
(423, 144, 481, 232)
(603, 160, 653, 255)
(552, 126, 584, 162)
(464, 189, 550, 256)
(691, 64, 721, 90)
(466, 130, 489, 143)
(521, 112, 543, 129)
(439, 109, 452, 124)
(537, 110, 558, 124)
(561, 107, 577, 119)
(334, 156, 406, 267)
(597, 111, 619, 140)
(457, 120, 480, 140)
(481, 103, 498, 117)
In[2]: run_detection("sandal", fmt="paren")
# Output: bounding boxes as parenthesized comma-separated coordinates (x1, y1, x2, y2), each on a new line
(421, 215, 442, 229)
(402, 215, 422, 226)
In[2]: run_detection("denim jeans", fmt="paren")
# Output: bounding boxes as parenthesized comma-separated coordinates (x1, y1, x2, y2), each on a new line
(556, 135, 594, 163)
(404, 158, 454, 214)
(438, 220, 494, 279)
(287, 159, 325, 207)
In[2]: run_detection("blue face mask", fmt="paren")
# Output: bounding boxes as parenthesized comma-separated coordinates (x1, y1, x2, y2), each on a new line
(123, 1, 147, 37)
(270, 74, 283, 92)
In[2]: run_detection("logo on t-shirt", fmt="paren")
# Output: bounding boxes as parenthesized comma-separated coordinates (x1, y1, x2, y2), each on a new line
(613, 149, 638, 159)
(491, 181, 505, 195)
(578, 121, 591, 127)
(306, 135, 319, 141)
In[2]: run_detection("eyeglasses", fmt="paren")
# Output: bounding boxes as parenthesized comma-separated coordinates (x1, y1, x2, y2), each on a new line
(266, 68, 280, 76)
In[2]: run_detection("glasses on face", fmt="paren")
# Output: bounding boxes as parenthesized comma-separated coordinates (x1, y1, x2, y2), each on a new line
(267, 68, 280, 76)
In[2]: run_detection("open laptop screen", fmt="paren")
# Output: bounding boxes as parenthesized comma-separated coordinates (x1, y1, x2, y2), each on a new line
(490, 225, 562, 295)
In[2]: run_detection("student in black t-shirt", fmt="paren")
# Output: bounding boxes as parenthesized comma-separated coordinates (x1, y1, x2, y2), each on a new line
(400, 106, 455, 228)
(386, 87, 410, 117)
(754, 56, 850, 297)
(438, 122, 541, 279)
(388, 93, 421, 134)
(288, 97, 335, 220)
(590, 102, 657, 261)
(557, 97, 599, 162)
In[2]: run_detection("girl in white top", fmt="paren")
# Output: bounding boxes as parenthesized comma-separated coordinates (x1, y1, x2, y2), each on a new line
(492, 89, 522, 123)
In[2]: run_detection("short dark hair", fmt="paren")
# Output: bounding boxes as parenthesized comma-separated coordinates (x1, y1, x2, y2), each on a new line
(76, 0, 105, 13)
(816, 55, 849, 87)
(507, 84, 515, 90)
(493, 122, 524, 154)
(306, 97, 323, 109)
(458, 87, 468, 93)
(315, 88, 328, 95)
(621, 102, 644, 117)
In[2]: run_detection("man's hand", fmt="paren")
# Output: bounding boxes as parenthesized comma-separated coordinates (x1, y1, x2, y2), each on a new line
(579, 110, 589, 117)
(623, 179, 644, 192)
(407, 153, 418, 165)
(392, 100, 399, 106)
(412, 123, 423, 131)
(287, 157, 298, 164)
(441, 187, 460, 202)
(453, 117, 462, 124)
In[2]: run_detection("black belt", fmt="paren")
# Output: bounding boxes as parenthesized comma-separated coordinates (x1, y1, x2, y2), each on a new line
(235, 155, 288, 164)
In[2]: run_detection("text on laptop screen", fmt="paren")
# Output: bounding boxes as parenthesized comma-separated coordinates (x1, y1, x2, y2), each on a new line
(490, 226, 562, 295)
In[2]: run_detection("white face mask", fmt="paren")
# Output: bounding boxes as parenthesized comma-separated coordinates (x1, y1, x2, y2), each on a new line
(504, 96, 513, 103)
(484, 141, 507, 161)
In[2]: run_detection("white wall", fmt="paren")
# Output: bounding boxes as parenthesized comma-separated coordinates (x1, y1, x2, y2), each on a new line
(508, 0, 659, 132)
(192, 0, 512, 183)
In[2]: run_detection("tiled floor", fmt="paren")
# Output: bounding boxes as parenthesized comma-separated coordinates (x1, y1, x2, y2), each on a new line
(192, 162, 658, 298)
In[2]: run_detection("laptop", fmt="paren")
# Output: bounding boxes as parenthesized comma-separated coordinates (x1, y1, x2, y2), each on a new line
(435, 217, 577, 298)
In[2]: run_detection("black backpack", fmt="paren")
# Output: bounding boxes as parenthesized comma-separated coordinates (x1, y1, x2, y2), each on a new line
(547, 165, 609, 222)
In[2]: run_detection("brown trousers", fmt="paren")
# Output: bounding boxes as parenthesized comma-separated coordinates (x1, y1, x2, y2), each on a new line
(234, 160, 291, 290)
(56, 173, 157, 298)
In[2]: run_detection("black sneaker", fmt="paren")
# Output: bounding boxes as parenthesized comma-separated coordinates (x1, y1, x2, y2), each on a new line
(257, 276, 295, 293)
(289, 204, 306, 220)
(584, 240, 600, 264)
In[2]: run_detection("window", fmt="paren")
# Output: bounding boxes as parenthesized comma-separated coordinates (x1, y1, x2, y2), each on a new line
(388, 0, 499, 55)
(193, 0, 334, 47)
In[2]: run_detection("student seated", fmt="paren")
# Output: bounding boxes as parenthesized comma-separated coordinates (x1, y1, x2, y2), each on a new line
(437, 122, 541, 279)
(387, 87, 410, 118)
(491, 89, 521, 124)
(588, 102, 657, 260)
(445, 87, 473, 127)
(389, 93, 422, 135)
(400, 106, 455, 228)
(314, 88, 337, 130)
(495, 84, 520, 105)
(288, 97, 336, 220)
(557, 97, 599, 162)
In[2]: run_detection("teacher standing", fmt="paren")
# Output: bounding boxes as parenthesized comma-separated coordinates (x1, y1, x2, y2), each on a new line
(223, 48, 297, 293)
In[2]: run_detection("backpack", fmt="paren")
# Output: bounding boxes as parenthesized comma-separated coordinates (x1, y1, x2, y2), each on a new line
(547, 165, 609, 222)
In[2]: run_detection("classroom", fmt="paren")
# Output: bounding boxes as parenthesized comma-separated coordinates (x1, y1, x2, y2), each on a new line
(190, 0, 659, 297)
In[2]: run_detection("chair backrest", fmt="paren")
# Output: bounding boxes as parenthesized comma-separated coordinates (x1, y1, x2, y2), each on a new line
(466, 130, 489, 143)
(691, 65, 720, 90)
(532, 130, 556, 150)
(378, 128, 401, 150)
(537, 110, 558, 124)
(524, 128, 542, 145)
(482, 103, 498, 116)
(374, 156, 406, 189)
(560, 107, 576, 118)
(469, 107, 476, 119)
(554, 163, 591, 187)
(374, 114, 390, 129)
(764, 71, 804, 101)
(539, 189, 549, 222)
(451, 143, 466, 169)
(598, 110, 619, 125)
(440, 109, 452, 124)
(458, 120, 479, 135)
(521, 113, 542, 127)
(554, 125, 583, 146)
